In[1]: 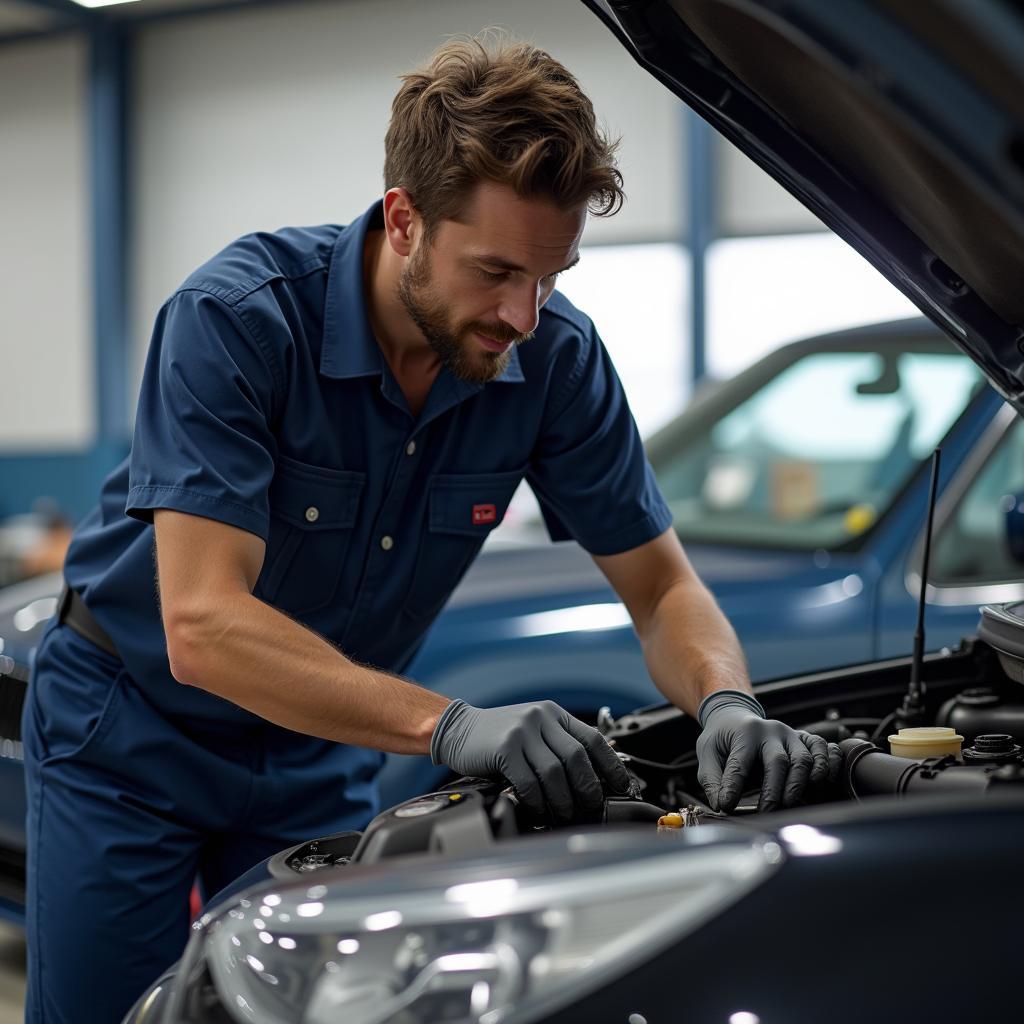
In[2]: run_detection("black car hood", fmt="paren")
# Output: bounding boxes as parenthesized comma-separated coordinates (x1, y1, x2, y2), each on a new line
(583, 0, 1024, 406)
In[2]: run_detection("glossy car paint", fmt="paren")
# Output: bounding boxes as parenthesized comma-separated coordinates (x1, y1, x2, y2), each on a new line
(554, 799, 1024, 1024)
(126, 794, 1024, 1023)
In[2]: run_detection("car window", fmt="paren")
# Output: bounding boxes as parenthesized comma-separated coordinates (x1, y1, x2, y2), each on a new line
(931, 417, 1024, 586)
(655, 347, 983, 550)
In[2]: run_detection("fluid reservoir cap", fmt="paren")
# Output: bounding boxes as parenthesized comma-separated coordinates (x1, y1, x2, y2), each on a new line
(974, 733, 1015, 754)
(962, 734, 1023, 764)
(888, 727, 964, 760)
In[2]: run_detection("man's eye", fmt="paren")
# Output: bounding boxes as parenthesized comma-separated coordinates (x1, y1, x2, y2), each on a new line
(477, 268, 508, 281)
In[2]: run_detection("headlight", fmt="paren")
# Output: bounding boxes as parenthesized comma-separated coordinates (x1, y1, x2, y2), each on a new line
(172, 829, 782, 1024)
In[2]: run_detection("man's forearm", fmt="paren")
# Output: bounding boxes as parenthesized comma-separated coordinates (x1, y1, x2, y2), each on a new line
(638, 577, 751, 717)
(165, 591, 450, 754)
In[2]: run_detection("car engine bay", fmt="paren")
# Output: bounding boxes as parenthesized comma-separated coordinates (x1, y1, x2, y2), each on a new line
(268, 616, 1024, 881)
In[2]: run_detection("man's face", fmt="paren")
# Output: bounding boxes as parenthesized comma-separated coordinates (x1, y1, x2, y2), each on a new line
(397, 181, 586, 383)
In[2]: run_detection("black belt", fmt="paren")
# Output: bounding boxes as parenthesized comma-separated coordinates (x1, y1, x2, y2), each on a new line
(57, 583, 119, 660)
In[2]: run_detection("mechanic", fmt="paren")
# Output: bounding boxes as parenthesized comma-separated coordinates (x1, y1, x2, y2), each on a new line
(23, 38, 835, 1023)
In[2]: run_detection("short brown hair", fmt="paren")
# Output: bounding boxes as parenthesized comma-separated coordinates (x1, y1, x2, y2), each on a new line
(384, 36, 624, 229)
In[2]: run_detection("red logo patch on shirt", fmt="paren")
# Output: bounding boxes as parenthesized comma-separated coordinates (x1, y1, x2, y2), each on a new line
(472, 503, 497, 525)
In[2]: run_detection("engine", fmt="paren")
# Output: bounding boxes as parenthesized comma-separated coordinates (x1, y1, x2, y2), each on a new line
(605, 606, 1024, 817)
(258, 605, 1024, 884)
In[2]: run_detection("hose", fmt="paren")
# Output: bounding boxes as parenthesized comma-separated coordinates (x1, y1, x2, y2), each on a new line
(840, 738, 998, 799)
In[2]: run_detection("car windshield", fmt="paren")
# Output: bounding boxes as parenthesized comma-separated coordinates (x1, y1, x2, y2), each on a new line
(648, 336, 985, 551)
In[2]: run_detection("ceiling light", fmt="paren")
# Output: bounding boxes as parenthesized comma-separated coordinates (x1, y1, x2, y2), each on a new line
(71, 1, 142, 9)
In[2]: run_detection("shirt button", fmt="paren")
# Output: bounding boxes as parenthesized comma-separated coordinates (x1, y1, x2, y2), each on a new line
(380, 535, 394, 551)
(406, 440, 417, 456)
(305, 506, 320, 523)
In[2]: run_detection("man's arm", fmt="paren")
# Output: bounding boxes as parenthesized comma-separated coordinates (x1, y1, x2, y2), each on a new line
(154, 508, 631, 818)
(593, 527, 832, 811)
(155, 509, 448, 754)
(592, 528, 749, 714)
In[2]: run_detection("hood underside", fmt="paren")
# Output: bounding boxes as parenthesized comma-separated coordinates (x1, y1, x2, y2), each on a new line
(584, 0, 1024, 406)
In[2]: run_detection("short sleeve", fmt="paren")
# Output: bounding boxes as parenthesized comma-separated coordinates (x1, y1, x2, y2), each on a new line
(125, 288, 280, 540)
(527, 322, 673, 555)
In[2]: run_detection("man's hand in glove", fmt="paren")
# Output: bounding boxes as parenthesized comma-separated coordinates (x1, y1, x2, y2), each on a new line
(696, 690, 842, 812)
(430, 699, 633, 822)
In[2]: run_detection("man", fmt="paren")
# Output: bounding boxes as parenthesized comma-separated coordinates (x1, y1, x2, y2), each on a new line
(23, 38, 833, 1023)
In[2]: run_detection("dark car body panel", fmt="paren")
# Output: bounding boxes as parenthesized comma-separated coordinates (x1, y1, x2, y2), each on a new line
(583, 0, 1024, 405)
(561, 799, 1024, 1024)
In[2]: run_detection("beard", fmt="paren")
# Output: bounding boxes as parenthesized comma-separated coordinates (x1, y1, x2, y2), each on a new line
(397, 243, 532, 384)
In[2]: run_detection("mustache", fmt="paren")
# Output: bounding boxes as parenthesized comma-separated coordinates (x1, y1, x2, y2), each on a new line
(466, 321, 534, 345)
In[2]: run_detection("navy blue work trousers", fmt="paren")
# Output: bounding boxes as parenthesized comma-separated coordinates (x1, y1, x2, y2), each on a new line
(22, 622, 380, 1023)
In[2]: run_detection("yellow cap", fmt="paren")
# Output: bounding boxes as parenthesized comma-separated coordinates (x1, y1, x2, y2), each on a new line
(844, 503, 877, 535)
(448, 793, 463, 802)
(888, 727, 964, 760)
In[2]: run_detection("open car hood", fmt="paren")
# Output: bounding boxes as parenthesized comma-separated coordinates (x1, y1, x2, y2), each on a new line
(583, 0, 1024, 407)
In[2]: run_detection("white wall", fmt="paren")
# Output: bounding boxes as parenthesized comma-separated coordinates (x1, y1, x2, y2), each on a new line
(0, 35, 92, 451)
(717, 136, 824, 236)
(131, 0, 686, 378)
(707, 233, 919, 379)
(0, 0, 915, 462)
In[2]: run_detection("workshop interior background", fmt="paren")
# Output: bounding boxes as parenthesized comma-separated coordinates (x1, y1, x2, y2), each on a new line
(0, 0, 916, 538)
(0, 0, 916, 1014)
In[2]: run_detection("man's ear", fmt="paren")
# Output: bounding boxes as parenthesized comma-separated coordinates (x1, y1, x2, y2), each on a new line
(382, 187, 420, 258)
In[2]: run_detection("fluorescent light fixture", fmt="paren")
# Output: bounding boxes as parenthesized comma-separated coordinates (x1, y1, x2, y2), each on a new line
(71, 1, 142, 8)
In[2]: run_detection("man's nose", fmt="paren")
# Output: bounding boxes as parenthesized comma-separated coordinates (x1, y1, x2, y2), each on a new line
(496, 282, 542, 337)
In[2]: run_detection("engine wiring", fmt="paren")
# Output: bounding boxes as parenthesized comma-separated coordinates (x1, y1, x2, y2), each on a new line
(870, 711, 900, 745)
(617, 751, 696, 771)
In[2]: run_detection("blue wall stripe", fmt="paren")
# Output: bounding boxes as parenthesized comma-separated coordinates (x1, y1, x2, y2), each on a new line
(0, 21, 131, 525)
(89, 22, 131, 446)
(0, 445, 128, 522)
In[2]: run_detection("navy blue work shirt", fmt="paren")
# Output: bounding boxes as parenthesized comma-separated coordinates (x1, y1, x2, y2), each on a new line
(64, 201, 672, 729)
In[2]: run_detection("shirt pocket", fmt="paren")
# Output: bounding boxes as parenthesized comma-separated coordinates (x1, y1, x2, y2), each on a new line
(404, 469, 524, 623)
(257, 455, 366, 616)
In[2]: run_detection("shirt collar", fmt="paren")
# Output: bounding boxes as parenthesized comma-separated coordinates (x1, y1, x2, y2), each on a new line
(320, 199, 524, 385)
(320, 201, 385, 380)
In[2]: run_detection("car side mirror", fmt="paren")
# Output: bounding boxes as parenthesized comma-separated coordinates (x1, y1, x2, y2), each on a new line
(1005, 493, 1024, 565)
(855, 356, 901, 395)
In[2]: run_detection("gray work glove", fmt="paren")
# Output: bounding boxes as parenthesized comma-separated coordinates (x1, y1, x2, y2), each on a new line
(430, 699, 633, 822)
(696, 690, 842, 812)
